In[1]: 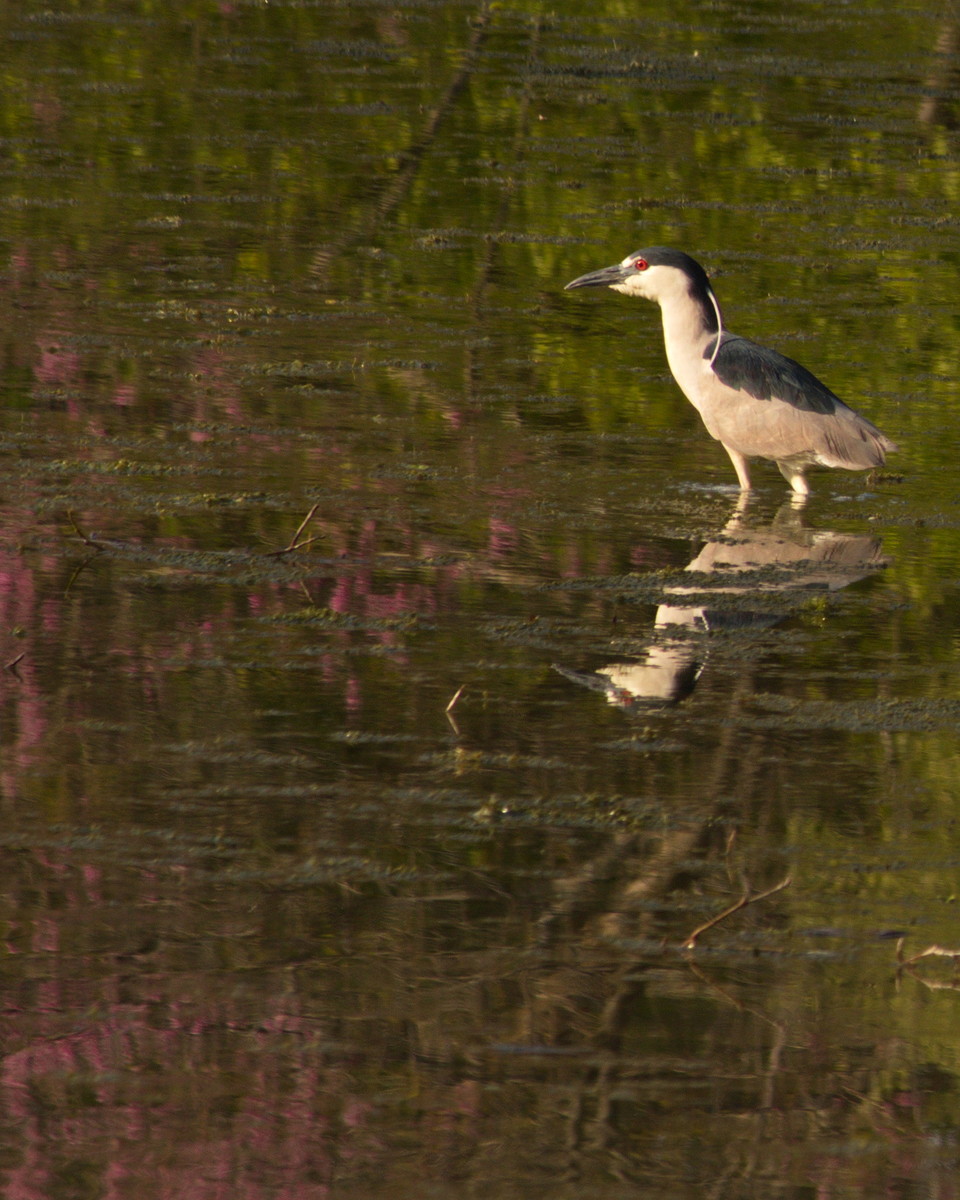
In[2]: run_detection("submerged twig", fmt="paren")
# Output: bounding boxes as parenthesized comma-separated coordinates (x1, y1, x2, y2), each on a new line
(4, 652, 24, 675)
(896, 940, 960, 992)
(287, 502, 321, 548)
(896, 939, 960, 967)
(682, 873, 792, 949)
(67, 512, 105, 552)
(63, 552, 102, 598)
(265, 502, 322, 557)
(445, 684, 466, 736)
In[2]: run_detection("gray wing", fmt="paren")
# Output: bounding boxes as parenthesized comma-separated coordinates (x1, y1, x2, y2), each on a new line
(702, 332, 896, 467)
(709, 333, 848, 416)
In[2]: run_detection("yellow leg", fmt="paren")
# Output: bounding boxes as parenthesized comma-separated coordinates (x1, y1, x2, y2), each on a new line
(723, 444, 752, 491)
(777, 461, 809, 496)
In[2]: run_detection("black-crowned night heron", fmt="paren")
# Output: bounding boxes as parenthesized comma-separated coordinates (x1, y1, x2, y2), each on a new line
(565, 247, 897, 496)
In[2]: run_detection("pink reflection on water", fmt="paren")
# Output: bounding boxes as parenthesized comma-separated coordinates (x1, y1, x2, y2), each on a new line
(487, 517, 517, 557)
(35, 344, 80, 387)
(112, 384, 136, 408)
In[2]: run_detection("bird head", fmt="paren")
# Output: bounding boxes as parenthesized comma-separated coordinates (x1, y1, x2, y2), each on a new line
(567, 245, 716, 305)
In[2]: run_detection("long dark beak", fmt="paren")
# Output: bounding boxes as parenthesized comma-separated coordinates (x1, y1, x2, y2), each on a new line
(565, 263, 626, 290)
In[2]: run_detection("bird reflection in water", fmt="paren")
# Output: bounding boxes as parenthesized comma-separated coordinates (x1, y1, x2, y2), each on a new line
(555, 498, 888, 710)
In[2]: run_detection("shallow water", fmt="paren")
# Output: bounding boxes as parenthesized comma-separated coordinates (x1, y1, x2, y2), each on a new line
(1, 2, 960, 1197)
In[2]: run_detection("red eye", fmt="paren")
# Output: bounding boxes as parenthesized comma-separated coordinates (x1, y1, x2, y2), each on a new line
(633, 257, 649, 271)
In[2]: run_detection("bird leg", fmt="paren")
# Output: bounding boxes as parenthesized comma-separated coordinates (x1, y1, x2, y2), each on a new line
(722, 445, 753, 491)
(776, 461, 810, 497)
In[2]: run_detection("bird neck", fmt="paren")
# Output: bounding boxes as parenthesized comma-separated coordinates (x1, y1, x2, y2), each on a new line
(658, 283, 722, 359)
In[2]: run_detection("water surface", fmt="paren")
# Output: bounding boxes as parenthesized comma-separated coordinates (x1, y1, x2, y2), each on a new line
(1, 2, 959, 1197)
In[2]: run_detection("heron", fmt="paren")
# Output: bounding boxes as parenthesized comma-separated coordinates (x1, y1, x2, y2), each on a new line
(565, 247, 897, 496)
